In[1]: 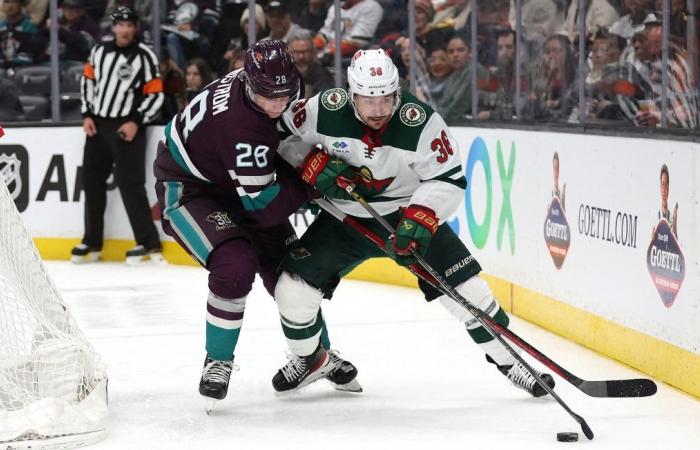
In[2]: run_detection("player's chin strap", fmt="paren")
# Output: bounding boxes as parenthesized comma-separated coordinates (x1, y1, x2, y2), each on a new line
(315, 185, 596, 440)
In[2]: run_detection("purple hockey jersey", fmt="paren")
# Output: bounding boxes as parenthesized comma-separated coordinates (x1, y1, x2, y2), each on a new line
(154, 69, 314, 225)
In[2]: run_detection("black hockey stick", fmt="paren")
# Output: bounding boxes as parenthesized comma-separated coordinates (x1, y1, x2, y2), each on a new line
(315, 196, 594, 440)
(313, 197, 657, 399)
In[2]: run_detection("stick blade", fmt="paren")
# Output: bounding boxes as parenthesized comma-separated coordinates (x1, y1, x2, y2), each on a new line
(580, 418, 595, 440)
(580, 379, 657, 397)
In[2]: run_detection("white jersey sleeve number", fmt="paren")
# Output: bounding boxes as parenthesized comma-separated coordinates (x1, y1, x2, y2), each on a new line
(236, 143, 270, 168)
(180, 90, 209, 141)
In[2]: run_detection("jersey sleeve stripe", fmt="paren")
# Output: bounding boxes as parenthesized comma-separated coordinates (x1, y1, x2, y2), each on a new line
(165, 121, 212, 183)
(236, 183, 281, 211)
(424, 166, 466, 189)
(228, 171, 275, 186)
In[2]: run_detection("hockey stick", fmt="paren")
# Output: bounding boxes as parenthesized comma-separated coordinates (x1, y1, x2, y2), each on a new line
(315, 197, 594, 440)
(313, 198, 657, 399)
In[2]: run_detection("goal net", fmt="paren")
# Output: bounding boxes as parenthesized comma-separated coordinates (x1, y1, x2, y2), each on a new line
(0, 179, 108, 449)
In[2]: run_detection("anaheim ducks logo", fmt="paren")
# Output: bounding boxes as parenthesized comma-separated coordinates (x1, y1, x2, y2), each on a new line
(399, 103, 426, 127)
(321, 88, 347, 111)
(353, 166, 394, 197)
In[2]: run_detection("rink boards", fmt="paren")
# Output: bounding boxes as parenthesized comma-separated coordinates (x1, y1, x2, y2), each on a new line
(1, 124, 699, 399)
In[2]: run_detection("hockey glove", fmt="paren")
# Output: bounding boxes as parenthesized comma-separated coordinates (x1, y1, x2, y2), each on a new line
(389, 205, 439, 266)
(300, 148, 357, 200)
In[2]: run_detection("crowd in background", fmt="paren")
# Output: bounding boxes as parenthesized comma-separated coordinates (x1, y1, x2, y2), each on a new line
(0, 0, 698, 129)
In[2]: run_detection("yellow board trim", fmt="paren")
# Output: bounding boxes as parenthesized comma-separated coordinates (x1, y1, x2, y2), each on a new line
(35, 238, 700, 398)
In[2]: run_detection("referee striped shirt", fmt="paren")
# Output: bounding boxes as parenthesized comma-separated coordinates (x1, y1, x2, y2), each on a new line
(81, 40, 164, 124)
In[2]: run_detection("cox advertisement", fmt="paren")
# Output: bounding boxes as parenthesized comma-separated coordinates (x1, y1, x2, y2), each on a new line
(448, 128, 699, 355)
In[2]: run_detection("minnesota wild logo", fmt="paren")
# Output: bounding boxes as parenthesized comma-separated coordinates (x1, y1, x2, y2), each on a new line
(321, 88, 347, 111)
(353, 166, 394, 197)
(399, 103, 426, 127)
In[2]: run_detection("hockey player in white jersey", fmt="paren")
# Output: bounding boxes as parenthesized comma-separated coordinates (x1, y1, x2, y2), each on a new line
(270, 49, 555, 395)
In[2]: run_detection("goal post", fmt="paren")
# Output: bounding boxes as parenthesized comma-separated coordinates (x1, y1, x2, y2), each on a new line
(0, 178, 108, 448)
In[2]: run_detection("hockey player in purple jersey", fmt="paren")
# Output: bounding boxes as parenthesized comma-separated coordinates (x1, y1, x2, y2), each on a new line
(153, 40, 358, 413)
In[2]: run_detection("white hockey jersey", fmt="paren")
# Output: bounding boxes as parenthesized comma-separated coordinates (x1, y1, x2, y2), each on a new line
(278, 88, 466, 221)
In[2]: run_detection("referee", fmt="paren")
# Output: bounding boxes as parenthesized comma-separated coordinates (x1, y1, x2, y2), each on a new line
(73, 6, 163, 264)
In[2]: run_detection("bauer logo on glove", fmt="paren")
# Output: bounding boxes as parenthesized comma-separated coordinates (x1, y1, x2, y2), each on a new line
(389, 204, 439, 266)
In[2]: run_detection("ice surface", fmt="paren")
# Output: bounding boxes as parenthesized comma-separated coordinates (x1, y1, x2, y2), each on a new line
(43, 261, 700, 450)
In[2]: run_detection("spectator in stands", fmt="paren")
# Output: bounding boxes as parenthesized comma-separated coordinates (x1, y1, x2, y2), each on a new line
(486, 28, 522, 120)
(263, 0, 304, 44)
(510, 0, 565, 45)
(437, 34, 490, 122)
(609, 0, 653, 39)
(314, 0, 383, 58)
(159, 54, 185, 120)
(162, 1, 220, 69)
(461, 0, 510, 68)
(614, 28, 655, 124)
(292, 0, 328, 34)
(0, 0, 47, 26)
(44, 0, 100, 63)
(432, 0, 470, 32)
(425, 46, 452, 105)
(396, 36, 431, 102)
(238, 3, 266, 49)
(389, 0, 452, 60)
(653, 0, 687, 47)
(0, 0, 45, 67)
(184, 57, 212, 104)
(524, 34, 577, 122)
(634, 22, 698, 128)
(562, 0, 619, 44)
(584, 30, 626, 121)
(226, 44, 245, 71)
(288, 28, 333, 98)
(0, 74, 23, 120)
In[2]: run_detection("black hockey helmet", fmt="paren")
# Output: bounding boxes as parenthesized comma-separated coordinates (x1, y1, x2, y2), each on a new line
(244, 40, 300, 99)
(111, 6, 139, 25)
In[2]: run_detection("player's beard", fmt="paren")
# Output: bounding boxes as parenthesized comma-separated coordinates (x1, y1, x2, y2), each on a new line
(365, 115, 389, 130)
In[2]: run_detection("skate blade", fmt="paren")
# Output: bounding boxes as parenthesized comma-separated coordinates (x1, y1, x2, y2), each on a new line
(70, 252, 101, 264)
(329, 378, 363, 393)
(125, 252, 165, 266)
(205, 398, 218, 415)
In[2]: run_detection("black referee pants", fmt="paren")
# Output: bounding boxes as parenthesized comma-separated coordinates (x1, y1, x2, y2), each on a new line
(81, 118, 161, 251)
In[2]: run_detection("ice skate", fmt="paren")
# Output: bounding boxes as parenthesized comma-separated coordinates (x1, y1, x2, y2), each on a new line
(326, 350, 362, 393)
(487, 355, 555, 397)
(199, 355, 236, 414)
(125, 245, 164, 265)
(272, 345, 335, 393)
(70, 244, 101, 264)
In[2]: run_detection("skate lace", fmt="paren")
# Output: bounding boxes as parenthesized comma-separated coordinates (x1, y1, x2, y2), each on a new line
(507, 363, 537, 390)
(203, 359, 236, 384)
(326, 349, 346, 369)
(280, 353, 308, 382)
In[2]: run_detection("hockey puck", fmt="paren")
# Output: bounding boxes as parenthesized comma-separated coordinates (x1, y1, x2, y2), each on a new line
(556, 432, 579, 442)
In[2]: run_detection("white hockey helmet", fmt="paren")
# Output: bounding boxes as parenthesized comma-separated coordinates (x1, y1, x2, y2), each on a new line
(347, 49, 401, 123)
